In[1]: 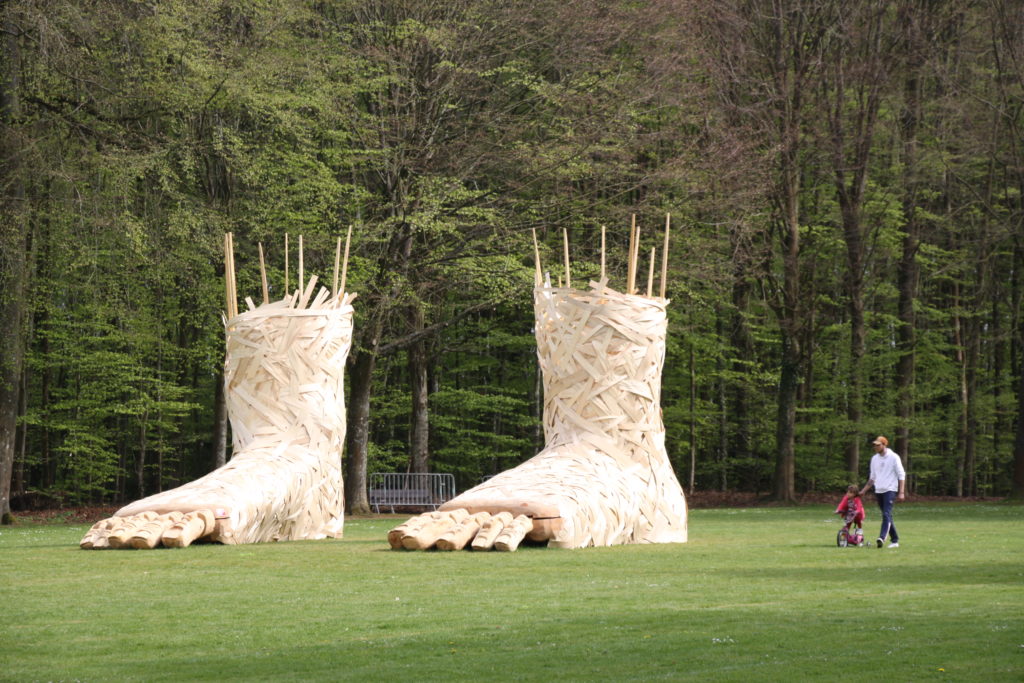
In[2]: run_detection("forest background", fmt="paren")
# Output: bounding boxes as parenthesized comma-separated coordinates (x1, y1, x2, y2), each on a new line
(2, 0, 1024, 521)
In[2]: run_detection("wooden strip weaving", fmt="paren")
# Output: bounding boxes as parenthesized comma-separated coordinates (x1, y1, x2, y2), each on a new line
(440, 281, 688, 548)
(112, 289, 355, 544)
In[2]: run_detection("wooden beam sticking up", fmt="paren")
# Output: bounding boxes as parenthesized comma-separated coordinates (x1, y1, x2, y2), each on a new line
(258, 242, 269, 305)
(224, 233, 232, 317)
(562, 228, 571, 290)
(339, 225, 352, 299)
(531, 228, 542, 287)
(332, 236, 342, 299)
(647, 247, 656, 297)
(629, 225, 641, 295)
(627, 215, 636, 294)
(284, 233, 289, 294)
(298, 234, 304, 295)
(661, 213, 671, 299)
(224, 232, 238, 320)
(600, 225, 606, 282)
(229, 232, 238, 318)
(226, 232, 232, 313)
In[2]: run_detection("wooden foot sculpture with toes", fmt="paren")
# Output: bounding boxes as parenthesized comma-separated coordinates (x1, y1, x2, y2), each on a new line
(82, 235, 355, 549)
(390, 227, 688, 550)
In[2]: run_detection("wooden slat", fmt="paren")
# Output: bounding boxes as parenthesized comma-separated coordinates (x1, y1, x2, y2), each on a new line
(660, 214, 671, 300)
(259, 242, 269, 304)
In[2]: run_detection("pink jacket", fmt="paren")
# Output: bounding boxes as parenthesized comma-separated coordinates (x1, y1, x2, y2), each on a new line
(835, 494, 865, 524)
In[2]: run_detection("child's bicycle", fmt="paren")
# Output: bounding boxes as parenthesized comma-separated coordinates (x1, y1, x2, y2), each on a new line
(836, 508, 864, 547)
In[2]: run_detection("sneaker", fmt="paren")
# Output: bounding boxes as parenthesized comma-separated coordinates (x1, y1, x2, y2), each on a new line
(888, 542, 899, 548)
(876, 538, 884, 548)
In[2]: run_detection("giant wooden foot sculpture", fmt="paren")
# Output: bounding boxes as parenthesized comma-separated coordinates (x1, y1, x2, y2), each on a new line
(82, 270, 355, 549)
(391, 277, 688, 550)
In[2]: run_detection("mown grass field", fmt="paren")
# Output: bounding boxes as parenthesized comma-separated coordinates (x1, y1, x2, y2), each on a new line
(2, 503, 1022, 681)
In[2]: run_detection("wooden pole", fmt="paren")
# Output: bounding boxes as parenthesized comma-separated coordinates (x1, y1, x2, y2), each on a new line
(627, 215, 636, 294)
(562, 228, 571, 290)
(531, 228, 542, 286)
(647, 247, 656, 297)
(600, 225, 606, 282)
(629, 226, 641, 295)
(284, 233, 289, 294)
(298, 235, 304, 294)
(332, 236, 341, 298)
(258, 242, 269, 305)
(223, 233, 232, 318)
(660, 213, 671, 299)
(229, 232, 238, 318)
(339, 225, 352, 297)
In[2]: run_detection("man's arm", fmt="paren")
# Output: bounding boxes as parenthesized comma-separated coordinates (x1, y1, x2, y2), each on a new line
(896, 454, 907, 500)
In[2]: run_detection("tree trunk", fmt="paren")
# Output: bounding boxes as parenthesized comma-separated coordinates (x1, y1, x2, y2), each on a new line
(343, 227, 413, 513)
(14, 366, 27, 501)
(953, 283, 967, 497)
(774, 140, 801, 504)
(1013, 237, 1024, 498)
(408, 306, 430, 474)
(345, 349, 376, 514)
(716, 308, 728, 492)
(689, 341, 697, 494)
(0, 22, 26, 524)
(0, 257, 25, 523)
(774, 333, 800, 503)
(729, 276, 753, 478)
(1012, 302, 1024, 497)
(837, 165, 870, 482)
(213, 366, 228, 468)
(896, 61, 921, 486)
(136, 417, 147, 499)
(844, 247, 866, 480)
(964, 305, 981, 497)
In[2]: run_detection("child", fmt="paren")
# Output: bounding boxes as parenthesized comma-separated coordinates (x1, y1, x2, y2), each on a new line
(835, 484, 865, 541)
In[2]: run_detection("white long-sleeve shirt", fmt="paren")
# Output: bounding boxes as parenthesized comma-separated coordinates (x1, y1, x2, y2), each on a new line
(869, 448, 906, 493)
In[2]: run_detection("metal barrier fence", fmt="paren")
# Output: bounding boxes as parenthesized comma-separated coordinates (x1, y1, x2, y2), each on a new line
(367, 472, 457, 513)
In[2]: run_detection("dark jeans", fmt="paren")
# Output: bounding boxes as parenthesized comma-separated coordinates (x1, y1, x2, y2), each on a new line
(875, 491, 899, 543)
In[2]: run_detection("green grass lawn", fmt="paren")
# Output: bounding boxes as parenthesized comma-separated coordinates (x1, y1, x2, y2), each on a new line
(2, 502, 1022, 682)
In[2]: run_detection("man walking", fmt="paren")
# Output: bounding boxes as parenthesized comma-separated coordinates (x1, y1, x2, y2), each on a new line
(860, 436, 906, 548)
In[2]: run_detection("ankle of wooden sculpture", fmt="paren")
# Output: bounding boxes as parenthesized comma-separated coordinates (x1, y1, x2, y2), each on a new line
(81, 293, 354, 549)
(432, 282, 688, 549)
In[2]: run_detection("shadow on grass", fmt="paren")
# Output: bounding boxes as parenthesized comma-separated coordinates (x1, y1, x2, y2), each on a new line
(718, 559, 1024, 586)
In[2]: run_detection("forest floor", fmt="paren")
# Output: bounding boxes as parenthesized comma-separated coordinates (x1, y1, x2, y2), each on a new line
(5, 491, 1013, 526)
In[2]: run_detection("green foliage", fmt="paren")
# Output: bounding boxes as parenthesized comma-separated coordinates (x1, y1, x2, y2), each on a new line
(3, 0, 1022, 509)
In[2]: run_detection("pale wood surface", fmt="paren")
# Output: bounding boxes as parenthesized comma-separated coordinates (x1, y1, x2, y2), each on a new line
(83, 278, 355, 548)
(436, 511, 491, 551)
(162, 509, 216, 548)
(470, 511, 514, 550)
(493, 514, 533, 552)
(432, 279, 688, 549)
(400, 509, 469, 550)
